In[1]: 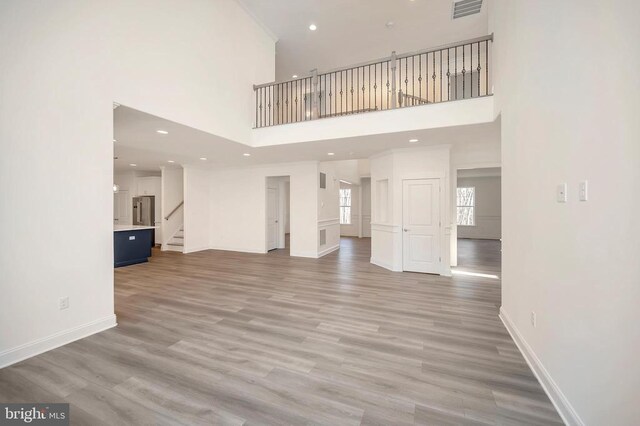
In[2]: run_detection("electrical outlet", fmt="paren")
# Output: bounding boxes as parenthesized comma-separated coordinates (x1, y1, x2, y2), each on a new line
(59, 296, 69, 310)
(530, 311, 537, 328)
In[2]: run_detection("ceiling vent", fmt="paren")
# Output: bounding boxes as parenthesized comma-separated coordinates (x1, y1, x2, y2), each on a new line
(452, 0, 483, 19)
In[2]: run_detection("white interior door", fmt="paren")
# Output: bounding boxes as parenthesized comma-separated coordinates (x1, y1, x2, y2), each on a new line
(267, 187, 278, 251)
(402, 179, 441, 274)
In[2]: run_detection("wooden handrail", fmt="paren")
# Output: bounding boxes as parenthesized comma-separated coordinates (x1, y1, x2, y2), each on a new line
(164, 201, 184, 221)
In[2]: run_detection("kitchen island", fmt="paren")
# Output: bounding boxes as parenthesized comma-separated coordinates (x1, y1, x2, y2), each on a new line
(114, 225, 156, 268)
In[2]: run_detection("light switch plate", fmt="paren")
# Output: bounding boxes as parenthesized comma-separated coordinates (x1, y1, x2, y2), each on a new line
(579, 181, 588, 201)
(556, 183, 567, 203)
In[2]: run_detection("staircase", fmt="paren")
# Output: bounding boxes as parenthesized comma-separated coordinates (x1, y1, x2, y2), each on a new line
(165, 225, 184, 252)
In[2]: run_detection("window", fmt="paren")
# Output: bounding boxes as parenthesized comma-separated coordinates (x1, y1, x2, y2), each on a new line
(340, 188, 352, 224)
(457, 187, 475, 226)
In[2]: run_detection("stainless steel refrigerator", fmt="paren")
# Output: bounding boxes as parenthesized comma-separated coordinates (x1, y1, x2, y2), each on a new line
(132, 196, 156, 245)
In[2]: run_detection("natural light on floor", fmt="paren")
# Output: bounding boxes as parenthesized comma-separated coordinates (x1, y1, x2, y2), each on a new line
(452, 270, 500, 280)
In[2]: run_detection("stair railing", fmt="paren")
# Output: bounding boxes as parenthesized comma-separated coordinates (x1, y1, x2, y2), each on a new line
(164, 201, 184, 221)
(253, 34, 493, 128)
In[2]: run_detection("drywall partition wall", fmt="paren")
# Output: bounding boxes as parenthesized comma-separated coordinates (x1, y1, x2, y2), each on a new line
(457, 176, 501, 240)
(339, 182, 360, 237)
(210, 162, 319, 257)
(161, 167, 184, 247)
(361, 178, 372, 237)
(0, 0, 275, 367)
(490, 1, 640, 424)
(318, 162, 341, 256)
(370, 146, 452, 274)
(183, 167, 210, 253)
(252, 96, 494, 146)
(370, 153, 395, 270)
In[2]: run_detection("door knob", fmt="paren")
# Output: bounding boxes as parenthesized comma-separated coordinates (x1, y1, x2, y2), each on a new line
(403, 228, 409, 232)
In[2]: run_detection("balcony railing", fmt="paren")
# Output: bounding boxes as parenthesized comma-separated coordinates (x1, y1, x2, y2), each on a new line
(253, 34, 493, 128)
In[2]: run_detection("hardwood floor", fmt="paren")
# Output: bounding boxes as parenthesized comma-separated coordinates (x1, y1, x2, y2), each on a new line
(0, 238, 562, 425)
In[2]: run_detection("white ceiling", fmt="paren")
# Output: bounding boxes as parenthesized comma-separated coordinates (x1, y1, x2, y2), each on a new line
(113, 105, 498, 173)
(238, 0, 488, 81)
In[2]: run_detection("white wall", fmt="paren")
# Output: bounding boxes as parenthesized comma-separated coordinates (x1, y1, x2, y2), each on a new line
(490, 1, 640, 424)
(161, 167, 184, 246)
(210, 162, 319, 257)
(318, 162, 341, 256)
(361, 178, 372, 238)
(183, 167, 211, 254)
(457, 176, 501, 240)
(0, 0, 274, 367)
(252, 96, 494, 147)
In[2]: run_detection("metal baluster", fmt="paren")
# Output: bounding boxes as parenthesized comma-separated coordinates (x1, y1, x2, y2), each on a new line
(432, 51, 436, 102)
(374, 63, 377, 110)
(471, 43, 474, 97)
(462, 44, 466, 99)
(411, 56, 415, 103)
(368, 65, 371, 111)
(447, 49, 451, 101)
(440, 50, 443, 102)
(418, 55, 422, 103)
(362, 67, 365, 111)
(295, 80, 298, 122)
(455, 47, 458, 100)
(477, 41, 481, 97)
(485, 40, 489, 95)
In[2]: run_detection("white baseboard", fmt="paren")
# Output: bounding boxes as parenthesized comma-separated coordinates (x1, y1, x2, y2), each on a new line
(162, 244, 183, 253)
(499, 308, 584, 426)
(0, 314, 117, 369)
(182, 246, 211, 254)
(371, 257, 395, 271)
(318, 244, 340, 258)
(209, 246, 266, 254)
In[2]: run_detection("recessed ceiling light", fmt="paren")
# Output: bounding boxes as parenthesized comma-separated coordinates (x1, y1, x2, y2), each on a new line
(385, 21, 395, 28)
(327, 152, 335, 156)
(199, 157, 207, 161)
(309, 24, 317, 31)
(156, 130, 168, 134)
(167, 160, 175, 163)
(292, 75, 298, 79)
(409, 138, 419, 143)
(129, 163, 137, 167)
(243, 153, 251, 157)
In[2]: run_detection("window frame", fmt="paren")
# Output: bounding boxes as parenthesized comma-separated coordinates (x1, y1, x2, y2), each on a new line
(339, 188, 352, 225)
(456, 186, 476, 227)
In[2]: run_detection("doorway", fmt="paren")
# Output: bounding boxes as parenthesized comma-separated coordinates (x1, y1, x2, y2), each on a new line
(266, 176, 290, 252)
(402, 178, 443, 274)
(454, 167, 502, 275)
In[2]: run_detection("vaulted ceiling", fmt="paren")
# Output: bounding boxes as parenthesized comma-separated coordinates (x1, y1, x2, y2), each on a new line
(238, 0, 488, 81)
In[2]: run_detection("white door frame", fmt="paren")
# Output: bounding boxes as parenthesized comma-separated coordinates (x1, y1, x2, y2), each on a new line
(266, 186, 279, 252)
(401, 177, 444, 274)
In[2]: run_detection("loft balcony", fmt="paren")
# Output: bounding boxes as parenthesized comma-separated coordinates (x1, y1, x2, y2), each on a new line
(251, 35, 494, 146)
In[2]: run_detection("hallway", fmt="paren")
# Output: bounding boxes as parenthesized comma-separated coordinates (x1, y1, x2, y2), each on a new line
(0, 239, 561, 425)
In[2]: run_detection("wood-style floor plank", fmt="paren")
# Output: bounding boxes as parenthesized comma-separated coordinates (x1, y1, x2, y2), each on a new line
(0, 238, 562, 425)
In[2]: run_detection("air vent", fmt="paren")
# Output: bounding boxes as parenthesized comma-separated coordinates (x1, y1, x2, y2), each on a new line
(452, 0, 482, 19)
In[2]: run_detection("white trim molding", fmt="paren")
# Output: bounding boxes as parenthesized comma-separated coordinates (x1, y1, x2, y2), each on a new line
(0, 314, 117, 369)
(318, 244, 340, 258)
(318, 218, 340, 227)
(500, 308, 585, 426)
